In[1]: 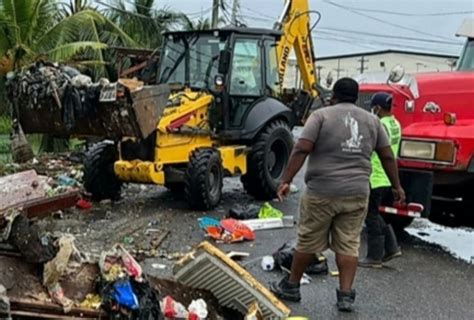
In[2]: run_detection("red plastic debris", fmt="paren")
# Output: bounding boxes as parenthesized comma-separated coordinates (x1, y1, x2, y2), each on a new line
(220, 218, 256, 241)
(76, 199, 93, 210)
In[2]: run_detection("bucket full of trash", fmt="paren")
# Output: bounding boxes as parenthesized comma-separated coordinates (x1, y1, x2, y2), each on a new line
(7, 62, 170, 139)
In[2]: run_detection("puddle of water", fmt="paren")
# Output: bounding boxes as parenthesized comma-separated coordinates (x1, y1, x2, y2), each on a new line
(406, 220, 474, 264)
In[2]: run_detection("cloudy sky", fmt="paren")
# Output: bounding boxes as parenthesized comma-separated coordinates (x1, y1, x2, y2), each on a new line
(158, 0, 473, 57)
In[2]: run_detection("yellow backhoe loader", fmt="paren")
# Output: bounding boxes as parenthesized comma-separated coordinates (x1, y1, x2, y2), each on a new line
(13, 0, 321, 209)
(86, 0, 320, 209)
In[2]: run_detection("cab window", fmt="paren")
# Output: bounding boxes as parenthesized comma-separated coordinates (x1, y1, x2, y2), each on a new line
(230, 39, 262, 96)
(265, 40, 281, 96)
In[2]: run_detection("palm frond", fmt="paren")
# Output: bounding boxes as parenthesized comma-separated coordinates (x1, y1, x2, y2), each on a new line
(44, 41, 107, 62)
(34, 9, 106, 53)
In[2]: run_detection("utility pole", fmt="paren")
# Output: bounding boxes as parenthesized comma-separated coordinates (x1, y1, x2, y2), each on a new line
(231, 0, 239, 25)
(358, 56, 368, 74)
(316, 65, 324, 80)
(334, 59, 344, 80)
(212, 0, 220, 28)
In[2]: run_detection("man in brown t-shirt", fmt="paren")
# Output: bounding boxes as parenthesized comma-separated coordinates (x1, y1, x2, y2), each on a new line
(270, 78, 405, 312)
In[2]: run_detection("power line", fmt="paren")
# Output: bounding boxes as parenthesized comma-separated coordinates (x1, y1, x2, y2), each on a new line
(97, 1, 156, 20)
(321, 4, 474, 17)
(322, 0, 455, 42)
(114, 0, 213, 17)
(238, 14, 276, 23)
(313, 32, 458, 55)
(319, 27, 464, 46)
(313, 36, 379, 50)
(240, 5, 278, 21)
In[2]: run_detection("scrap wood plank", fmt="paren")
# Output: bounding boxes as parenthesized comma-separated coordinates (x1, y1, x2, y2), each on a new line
(9, 310, 99, 320)
(23, 190, 80, 219)
(9, 298, 106, 319)
(0, 170, 46, 212)
(173, 241, 290, 319)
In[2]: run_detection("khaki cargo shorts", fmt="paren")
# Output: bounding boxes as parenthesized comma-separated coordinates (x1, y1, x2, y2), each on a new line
(296, 192, 369, 257)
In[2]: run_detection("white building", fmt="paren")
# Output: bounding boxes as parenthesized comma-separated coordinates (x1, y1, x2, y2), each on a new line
(283, 49, 459, 89)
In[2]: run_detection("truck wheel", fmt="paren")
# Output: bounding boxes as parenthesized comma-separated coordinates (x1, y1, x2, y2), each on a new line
(184, 148, 223, 210)
(83, 142, 122, 201)
(241, 120, 293, 200)
(383, 215, 414, 231)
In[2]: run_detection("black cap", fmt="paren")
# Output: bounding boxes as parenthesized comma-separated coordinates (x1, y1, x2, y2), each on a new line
(371, 92, 392, 110)
(333, 77, 359, 103)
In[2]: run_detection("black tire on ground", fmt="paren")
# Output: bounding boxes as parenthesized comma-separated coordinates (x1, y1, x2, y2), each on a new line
(184, 148, 223, 210)
(83, 141, 122, 201)
(383, 215, 414, 231)
(241, 120, 294, 200)
(165, 182, 185, 194)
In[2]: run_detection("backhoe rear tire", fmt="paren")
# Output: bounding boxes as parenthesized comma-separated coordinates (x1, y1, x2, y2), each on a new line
(165, 182, 185, 194)
(241, 120, 293, 200)
(83, 142, 122, 201)
(185, 148, 223, 210)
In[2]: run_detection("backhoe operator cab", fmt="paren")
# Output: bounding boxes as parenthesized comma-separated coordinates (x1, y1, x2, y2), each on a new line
(157, 28, 294, 137)
(84, 27, 313, 209)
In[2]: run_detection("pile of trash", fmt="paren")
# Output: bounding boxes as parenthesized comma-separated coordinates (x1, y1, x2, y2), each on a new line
(7, 61, 106, 130)
(198, 203, 294, 243)
(97, 244, 163, 319)
(8, 60, 170, 140)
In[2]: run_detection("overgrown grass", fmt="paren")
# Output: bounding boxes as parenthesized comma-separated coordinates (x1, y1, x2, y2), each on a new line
(0, 116, 11, 134)
(0, 134, 11, 164)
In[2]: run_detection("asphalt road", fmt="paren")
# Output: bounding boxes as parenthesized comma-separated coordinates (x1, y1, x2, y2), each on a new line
(130, 167, 474, 320)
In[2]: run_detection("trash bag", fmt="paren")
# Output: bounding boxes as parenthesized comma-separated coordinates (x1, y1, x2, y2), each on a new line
(99, 276, 163, 319)
(8, 214, 57, 264)
(131, 279, 163, 320)
(272, 241, 328, 275)
(258, 202, 284, 219)
(228, 204, 260, 220)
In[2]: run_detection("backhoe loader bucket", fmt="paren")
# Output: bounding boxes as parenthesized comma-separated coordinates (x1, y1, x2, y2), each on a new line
(14, 70, 169, 139)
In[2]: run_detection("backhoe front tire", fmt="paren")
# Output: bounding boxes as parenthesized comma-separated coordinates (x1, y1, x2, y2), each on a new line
(185, 148, 223, 210)
(83, 142, 122, 201)
(242, 120, 293, 200)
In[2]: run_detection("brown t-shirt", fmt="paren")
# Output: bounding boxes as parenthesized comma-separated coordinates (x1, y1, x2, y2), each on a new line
(300, 102, 390, 197)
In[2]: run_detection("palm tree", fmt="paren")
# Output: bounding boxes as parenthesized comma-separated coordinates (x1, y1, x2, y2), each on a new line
(0, 0, 137, 77)
(106, 0, 184, 50)
(181, 17, 213, 31)
(0, 0, 137, 153)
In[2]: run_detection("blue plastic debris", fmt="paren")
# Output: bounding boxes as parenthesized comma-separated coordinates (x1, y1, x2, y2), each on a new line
(198, 217, 220, 230)
(114, 280, 139, 310)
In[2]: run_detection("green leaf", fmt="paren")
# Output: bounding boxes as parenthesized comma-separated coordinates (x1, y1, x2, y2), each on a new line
(44, 41, 107, 62)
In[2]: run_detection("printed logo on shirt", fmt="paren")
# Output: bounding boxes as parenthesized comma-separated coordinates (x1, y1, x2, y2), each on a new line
(341, 112, 363, 153)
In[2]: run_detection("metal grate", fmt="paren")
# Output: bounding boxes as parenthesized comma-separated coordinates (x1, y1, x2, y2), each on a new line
(174, 242, 291, 319)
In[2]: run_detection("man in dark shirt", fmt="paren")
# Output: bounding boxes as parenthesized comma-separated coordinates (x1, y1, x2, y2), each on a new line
(270, 78, 405, 312)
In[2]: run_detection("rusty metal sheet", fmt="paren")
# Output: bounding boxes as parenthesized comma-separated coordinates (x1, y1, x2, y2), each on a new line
(0, 170, 46, 212)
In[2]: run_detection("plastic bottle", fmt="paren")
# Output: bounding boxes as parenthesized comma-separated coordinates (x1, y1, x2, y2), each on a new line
(261, 256, 275, 271)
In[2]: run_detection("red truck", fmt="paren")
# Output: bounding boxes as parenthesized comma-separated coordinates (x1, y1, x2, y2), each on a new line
(357, 18, 474, 229)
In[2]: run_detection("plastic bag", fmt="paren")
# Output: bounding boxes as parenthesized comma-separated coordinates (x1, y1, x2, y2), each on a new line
(188, 299, 208, 320)
(160, 296, 188, 318)
(272, 241, 328, 275)
(258, 202, 284, 219)
(114, 280, 139, 310)
(228, 204, 260, 220)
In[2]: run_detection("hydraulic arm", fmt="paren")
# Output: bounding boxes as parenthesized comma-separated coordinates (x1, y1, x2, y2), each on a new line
(275, 0, 319, 97)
